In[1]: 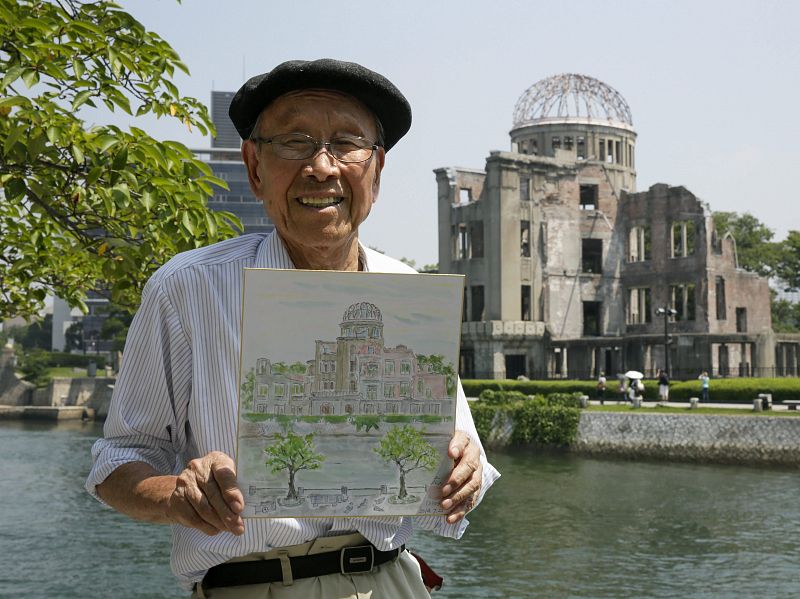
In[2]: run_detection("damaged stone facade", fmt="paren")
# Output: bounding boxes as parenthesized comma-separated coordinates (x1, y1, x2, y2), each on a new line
(436, 74, 796, 380)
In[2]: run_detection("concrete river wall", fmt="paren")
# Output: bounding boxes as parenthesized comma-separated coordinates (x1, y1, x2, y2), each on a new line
(486, 411, 800, 466)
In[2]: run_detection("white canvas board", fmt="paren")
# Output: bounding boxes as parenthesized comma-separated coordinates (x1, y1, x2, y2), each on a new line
(236, 268, 464, 519)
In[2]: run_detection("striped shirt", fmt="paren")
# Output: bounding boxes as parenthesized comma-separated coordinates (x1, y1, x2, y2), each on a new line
(86, 231, 500, 590)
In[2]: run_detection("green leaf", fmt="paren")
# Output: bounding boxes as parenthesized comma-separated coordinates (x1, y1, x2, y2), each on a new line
(46, 126, 62, 144)
(141, 190, 155, 212)
(72, 90, 94, 111)
(0, 95, 30, 109)
(21, 69, 40, 88)
(94, 135, 119, 153)
(71, 144, 84, 164)
(4, 125, 26, 155)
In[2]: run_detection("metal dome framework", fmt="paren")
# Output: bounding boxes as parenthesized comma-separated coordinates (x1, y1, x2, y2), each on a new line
(512, 73, 633, 129)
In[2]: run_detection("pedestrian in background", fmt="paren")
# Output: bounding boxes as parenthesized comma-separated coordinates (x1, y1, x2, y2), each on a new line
(699, 371, 710, 402)
(657, 368, 670, 402)
(597, 371, 607, 405)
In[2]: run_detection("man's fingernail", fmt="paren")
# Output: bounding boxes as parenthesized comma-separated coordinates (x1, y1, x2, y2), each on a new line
(442, 499, 452, 509)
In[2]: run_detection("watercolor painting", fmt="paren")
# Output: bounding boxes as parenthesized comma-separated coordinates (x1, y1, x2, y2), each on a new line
(236, 268, 464, 518)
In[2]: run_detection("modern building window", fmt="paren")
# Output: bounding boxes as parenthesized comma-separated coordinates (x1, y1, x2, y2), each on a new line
(716, 277, 727, 320)
(583, 301, 601, 336)
(671, 220, 696, 258)
(671, 284, 696, 321)
(469, 221, 484, 258)
(579, 184, 598, 210)
(628, 225, 651, 262)
(626, 287, 652, 324)
(470, 285, 485, 321)
(458, 187, 472, 204)
(520, 220, 531, 257)
(581, 238, 603, 274)
(736, 307, 747, 332)
(520, 176, 531, 201)
(521, 285, 532, 321)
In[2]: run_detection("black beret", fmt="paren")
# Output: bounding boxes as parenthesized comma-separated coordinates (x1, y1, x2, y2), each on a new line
(229, 58, 412, 151)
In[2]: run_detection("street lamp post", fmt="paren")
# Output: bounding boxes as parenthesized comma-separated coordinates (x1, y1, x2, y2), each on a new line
(655, 307, 677, 376)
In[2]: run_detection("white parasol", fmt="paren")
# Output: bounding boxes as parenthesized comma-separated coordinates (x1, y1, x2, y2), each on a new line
(624, 370, 644, 379)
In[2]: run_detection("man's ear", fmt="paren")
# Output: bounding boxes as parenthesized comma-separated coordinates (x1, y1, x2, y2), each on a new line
(371, 147, 386, 204)
(241, 140, 263, 198)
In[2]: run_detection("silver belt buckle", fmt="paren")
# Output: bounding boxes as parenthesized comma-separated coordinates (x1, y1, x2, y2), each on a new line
(340, 545, 375, 574)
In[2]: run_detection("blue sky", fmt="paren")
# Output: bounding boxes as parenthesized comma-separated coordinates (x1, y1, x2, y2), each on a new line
(120, 0, 799, 266)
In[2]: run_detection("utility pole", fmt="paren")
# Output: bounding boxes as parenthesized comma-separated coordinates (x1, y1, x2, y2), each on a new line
(655, 307, 678, 376)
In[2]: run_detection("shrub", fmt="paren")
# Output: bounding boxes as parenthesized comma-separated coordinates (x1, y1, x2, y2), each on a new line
(471, 390, 581, 447)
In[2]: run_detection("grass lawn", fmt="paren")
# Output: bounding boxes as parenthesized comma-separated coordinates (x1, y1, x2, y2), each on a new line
(586, 404, 800, 417)
(46, 366, 89, 378)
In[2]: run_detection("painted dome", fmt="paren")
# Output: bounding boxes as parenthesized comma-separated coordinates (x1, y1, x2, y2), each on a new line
(341, 302, 382, 322)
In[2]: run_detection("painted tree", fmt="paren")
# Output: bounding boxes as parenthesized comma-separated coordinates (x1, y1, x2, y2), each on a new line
(374, 425, 439, 500)
(0, 0, 240, 318)
(240, 368, 256, 411)
(264, 431, 325, 501)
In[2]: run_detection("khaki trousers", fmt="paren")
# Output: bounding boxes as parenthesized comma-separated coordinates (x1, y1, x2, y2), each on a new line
(192, 534, 431, 599)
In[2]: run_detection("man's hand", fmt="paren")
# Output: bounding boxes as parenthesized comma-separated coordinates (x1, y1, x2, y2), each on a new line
(439, 430, 482, 524)
(167, 451, 245, 536)
(96, 452, 245, 537)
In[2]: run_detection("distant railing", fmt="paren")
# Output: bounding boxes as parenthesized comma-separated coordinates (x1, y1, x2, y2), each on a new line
(465, 366, 799, 382)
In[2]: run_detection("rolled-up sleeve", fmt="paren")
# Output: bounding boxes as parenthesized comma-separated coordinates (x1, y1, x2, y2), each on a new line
(85, 275, 192, 500)
(412, 378, 500, 538)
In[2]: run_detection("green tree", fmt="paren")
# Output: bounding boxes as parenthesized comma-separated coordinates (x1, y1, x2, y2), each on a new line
(374, 425, 439, 500)
(6, 314, 52, 349)
(0, 0, 240, 318)
(63, 320, 83, 351)
(712, 211, 780, 276)
(264, 431, 325, 501)
(99, 303, 133, 351)
(240, 368, 256, 411)
(288, 361, 307, 375)
(771, 295, 800, 333)
(775, 230, 800, 292)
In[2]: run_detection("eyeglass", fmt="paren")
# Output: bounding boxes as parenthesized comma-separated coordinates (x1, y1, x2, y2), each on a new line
(251, 133, 379, 163)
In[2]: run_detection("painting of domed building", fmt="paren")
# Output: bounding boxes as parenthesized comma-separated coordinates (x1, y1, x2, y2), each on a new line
(248, 301, 456, 418)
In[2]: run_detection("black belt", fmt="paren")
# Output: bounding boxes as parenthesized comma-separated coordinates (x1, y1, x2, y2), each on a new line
(202, 543, 405, 590)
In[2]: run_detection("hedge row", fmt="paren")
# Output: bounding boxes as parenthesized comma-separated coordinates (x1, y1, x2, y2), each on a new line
(471, 392, 582, 447)
(462, 378, 800, 404)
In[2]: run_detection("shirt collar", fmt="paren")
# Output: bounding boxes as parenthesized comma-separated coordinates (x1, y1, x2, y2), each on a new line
(254, 230, 370, 271)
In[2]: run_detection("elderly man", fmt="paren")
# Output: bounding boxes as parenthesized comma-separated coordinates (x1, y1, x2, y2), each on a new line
(87, 59, 499, 598)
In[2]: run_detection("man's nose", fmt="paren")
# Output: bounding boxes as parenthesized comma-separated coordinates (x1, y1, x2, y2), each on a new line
(302, 147, 340, 181)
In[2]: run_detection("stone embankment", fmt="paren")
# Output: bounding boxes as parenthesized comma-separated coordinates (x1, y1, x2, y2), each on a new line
(484, 411, 800, 466)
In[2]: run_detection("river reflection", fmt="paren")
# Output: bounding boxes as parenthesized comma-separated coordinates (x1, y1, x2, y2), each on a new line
(2, 422, 798, 598)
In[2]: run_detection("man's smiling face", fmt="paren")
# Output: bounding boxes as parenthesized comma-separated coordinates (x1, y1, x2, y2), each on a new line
(242, 89, 385, 267)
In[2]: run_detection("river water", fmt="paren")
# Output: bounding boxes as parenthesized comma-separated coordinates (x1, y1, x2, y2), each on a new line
(1, 420, 798, 598)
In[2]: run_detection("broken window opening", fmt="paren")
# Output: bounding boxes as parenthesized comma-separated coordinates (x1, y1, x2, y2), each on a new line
(520, 220, 531, 257)
(470, 285, 485, 321)
(598, 139, 605, 162)
(628, 225, 651, 262)
(626, 287, 652, 325)
(716, 276, 726, 320)
(736, 307, 747, 332)
(458, 187, 472, 205)
(564, 136, 574, 150)
(670, 284, 696, 321)
(577, 136, 586, 160)
(615, 140, 621, 164)
(583, 301, 602, 336)
(579, 184, 598, 211)
(581, 238, 603, 274)
(469, 221, 484, 258)
(552, 136, 561, 150)
(521, 285, 532, 321)
(671, 220, 697, 258)
(455, 223, 469, 260)
(520, 176, 530, 201)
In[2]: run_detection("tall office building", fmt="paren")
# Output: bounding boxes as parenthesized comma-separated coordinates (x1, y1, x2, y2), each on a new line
(197, 91, 274, 235)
